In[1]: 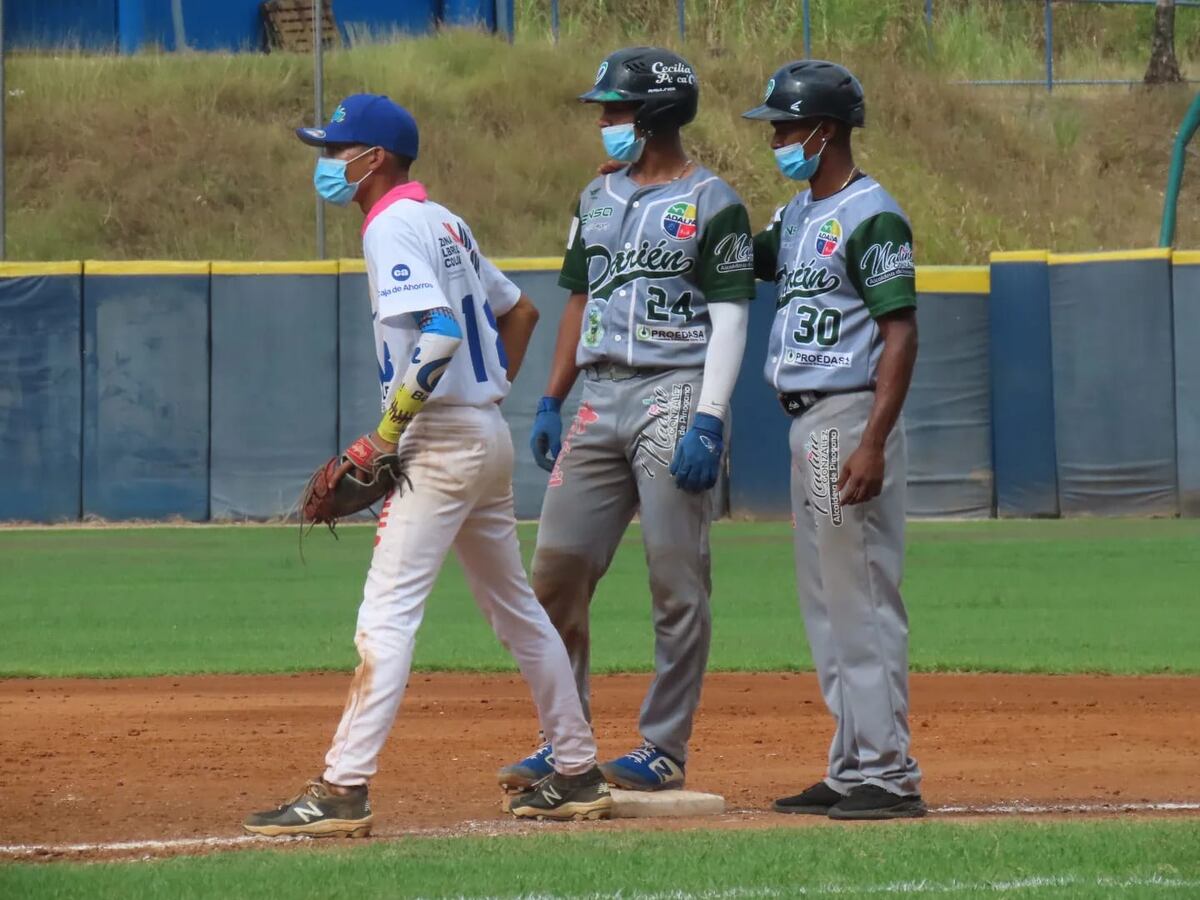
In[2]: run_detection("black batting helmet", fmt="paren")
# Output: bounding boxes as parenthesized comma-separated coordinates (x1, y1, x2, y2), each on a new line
(742, 60, 865, 127)
(579, 47, 699, 135)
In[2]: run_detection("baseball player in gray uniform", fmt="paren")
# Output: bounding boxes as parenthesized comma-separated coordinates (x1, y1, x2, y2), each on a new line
(744, 60, 925, 819)
(498, 46, 755, 794)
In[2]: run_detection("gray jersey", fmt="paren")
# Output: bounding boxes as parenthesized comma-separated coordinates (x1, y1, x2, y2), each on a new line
(559, 166, 755, 369)
(754, 176, 916, 393)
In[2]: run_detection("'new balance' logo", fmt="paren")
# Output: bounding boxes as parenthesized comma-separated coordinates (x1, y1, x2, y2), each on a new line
(292, 801, 325, 823)
(541, 783, 562, 803)
(650, 759, 676, 782)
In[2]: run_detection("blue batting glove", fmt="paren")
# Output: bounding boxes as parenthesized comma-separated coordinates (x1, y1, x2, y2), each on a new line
(670, 412, 724, 493)
(530, 396, 564, 472)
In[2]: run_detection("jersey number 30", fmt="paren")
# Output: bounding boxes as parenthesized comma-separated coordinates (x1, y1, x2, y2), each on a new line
(792, 305, 842, 348)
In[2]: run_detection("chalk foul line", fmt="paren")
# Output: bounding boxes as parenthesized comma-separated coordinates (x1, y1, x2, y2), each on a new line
(1, 800, 1198, 859)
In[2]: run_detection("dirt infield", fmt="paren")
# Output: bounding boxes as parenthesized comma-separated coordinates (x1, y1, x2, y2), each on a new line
(3, 672, 1198, 855)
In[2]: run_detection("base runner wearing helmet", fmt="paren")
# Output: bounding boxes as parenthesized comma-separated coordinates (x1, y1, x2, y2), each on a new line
(498, 47, 755, 793)
(744, 60, 925, 819)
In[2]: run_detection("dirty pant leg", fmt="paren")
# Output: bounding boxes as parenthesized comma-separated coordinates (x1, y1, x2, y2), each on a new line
(454, 426, 598, 776)
(322, 471, 474, 787)
(531, 382, 638, 722)
(626, 367, 711, 764)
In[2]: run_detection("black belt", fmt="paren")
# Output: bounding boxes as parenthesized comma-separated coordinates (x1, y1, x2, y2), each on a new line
(779, 387, 873, 417)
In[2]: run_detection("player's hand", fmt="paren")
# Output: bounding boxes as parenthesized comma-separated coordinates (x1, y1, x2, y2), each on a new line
(342, 432, 397, 481)
(530, 396, 564, 472)
(670, 413, 724, 493)
(837, 441, 885, 506)
(597, 160, 627, 176)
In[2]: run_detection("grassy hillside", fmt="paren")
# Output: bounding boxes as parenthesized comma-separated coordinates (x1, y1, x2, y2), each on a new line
(7, 0, 1200, 262)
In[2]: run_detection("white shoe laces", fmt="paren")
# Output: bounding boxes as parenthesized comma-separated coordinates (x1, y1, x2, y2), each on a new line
(626, 743, 660, 765)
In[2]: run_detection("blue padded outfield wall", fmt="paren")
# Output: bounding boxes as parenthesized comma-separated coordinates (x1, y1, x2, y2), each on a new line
(0, 263, 83, 521)
(82, 262, 210, 520)
(1048, 249, 1178, 517)
(0, 251, 1195, 522)
(1174, 253, 1200, 517)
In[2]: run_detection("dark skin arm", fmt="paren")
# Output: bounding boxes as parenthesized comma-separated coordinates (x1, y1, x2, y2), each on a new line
(837, 309, 918, 505)
(544, 292, 588, 399)
(496, 294, 540, 383)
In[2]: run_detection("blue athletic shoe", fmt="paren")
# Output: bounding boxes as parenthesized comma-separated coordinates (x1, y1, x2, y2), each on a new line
(497, 743, 555, 791)
(600, 742, 685, 791)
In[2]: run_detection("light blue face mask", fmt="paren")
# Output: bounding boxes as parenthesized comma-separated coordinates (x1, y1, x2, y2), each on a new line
(313, 147, 376, 206)
(774, 125, 825, 181)
(601, 123, 645, 163)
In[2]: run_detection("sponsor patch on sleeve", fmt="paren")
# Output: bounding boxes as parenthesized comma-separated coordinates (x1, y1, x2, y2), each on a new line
(860, 241, 916, 288)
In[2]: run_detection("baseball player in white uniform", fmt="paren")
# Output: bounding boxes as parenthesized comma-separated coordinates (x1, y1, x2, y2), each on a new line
(244, 94, 611, 837)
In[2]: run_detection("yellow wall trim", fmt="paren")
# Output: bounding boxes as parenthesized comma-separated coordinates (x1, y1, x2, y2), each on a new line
(1048, 248, 1172, 265)
(0, 261, 82, 277)
(1173, 250, 1200, 265)
(991, 250, 1048, 263)
(491, 257, 564, 272)
(339, 258, 367, 274)
(85, 261, 211, 276)
(212, 261, 338, 276)
(915, 266, 990, 295)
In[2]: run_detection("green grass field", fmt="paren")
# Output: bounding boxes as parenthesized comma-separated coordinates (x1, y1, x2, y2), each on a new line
(4, 821, 1199, 899)
(3, 518, 1197, 896)
(2, 519, 1198, 677)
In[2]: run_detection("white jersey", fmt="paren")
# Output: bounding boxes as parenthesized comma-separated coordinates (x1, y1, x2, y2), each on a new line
(362, 182, 521, 409)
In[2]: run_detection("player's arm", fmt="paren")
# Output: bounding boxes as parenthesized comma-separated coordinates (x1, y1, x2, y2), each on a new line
(475, 252, 539, 383)
(671, 202, 756, 493)
(752, 207, 783, 282)
(495, 295, 539, 382)
(375, 309, 462, 444)
(347, 226, 461, 469)
(836, 212, 919, 506)
(530, 205, 589, 471)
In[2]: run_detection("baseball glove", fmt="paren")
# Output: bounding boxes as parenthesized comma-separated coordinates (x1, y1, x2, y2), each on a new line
(300, 434, 412, 533)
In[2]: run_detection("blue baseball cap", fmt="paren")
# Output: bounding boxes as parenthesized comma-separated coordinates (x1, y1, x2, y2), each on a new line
(296, 94, 419, 160)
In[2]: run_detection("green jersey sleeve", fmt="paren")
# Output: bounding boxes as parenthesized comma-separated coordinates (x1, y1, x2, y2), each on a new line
(696, 202, 756, 302)
(557, 202, 588, 293)
(753, 208, 783, 282)
(845, 211, 917, 318)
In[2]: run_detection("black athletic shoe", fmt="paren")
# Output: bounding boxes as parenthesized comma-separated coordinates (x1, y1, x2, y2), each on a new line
(772, 781, 845, 815)
(243, 778, 373, 837)
(509, 766, 614, 821)
(827, 784, 927, 820)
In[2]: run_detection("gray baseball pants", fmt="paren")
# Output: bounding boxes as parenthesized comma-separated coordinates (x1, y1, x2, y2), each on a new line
(531, 364, 712, 764)
(789, 389, 922, 796)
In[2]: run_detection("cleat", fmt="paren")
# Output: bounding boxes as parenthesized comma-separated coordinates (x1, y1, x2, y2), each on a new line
(828, 784, 927, 820)
(497, 742, 556, 791)
(599, 742, 685, 791)
(509, 766, 614, 822)
(772, 781, 844, 815)
(243, 778, 373, 838)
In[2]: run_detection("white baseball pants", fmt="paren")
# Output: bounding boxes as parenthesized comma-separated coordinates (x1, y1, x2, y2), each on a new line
(323, 402, 598, 786)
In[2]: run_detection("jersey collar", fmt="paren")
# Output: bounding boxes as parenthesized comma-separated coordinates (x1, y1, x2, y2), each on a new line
(362, 180, 429, 235)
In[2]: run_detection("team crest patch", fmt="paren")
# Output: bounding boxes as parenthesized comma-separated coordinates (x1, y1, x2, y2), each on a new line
(764, 77, 775, 101)
(595, 61, 608, 84)
(663, 202, 698, 241)
(815, 218, 842, 258)
(331, 105, 347, 124)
